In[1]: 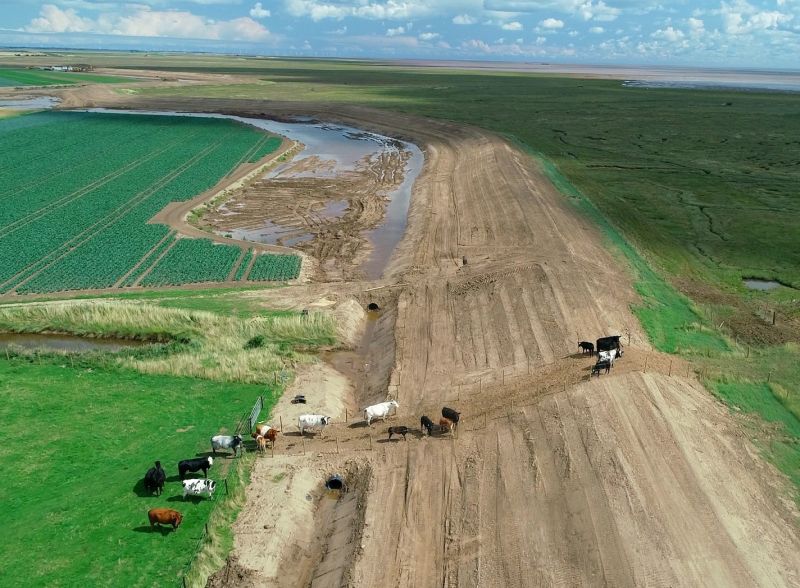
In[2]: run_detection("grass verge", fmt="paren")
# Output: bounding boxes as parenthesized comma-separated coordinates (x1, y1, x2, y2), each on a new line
(0, 357, 273, 587)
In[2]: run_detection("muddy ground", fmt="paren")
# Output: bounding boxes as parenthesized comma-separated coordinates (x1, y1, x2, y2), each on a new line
(18, 77, 800, 586)
(199, 147, 410, 282)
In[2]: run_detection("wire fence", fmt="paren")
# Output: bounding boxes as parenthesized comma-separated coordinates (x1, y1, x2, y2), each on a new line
(179, 394, 265, 587)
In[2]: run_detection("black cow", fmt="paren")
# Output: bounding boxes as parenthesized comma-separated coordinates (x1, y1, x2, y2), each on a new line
(578, 341, 594, 355)
(591, 360, 611, 377)
(442, 407, 460, 427)
(420, 416, 434, 436)
(143, 461, 166, 496)
(388, 426, 410, 440)
(178, 456, 214, 480)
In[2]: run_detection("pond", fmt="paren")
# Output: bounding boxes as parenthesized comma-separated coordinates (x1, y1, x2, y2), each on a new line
(0, 332, 152, 353)
(742, 279, 782, 291)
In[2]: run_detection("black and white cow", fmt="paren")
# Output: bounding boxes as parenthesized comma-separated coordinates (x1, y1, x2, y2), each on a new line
(182, 479, 216, 500)
(210, 435, 244, 457)
(178, 456, 214, 479)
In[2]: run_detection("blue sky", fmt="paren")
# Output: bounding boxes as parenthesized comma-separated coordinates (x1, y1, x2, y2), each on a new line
(1, 1, 799, 68)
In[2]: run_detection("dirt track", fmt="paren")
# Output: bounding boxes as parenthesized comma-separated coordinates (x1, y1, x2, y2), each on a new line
(38, 84, 800, 585)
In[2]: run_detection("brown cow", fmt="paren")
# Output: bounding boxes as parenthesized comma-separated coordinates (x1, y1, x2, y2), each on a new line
(439, 417, 455, 436)
(252, 422, 272, 438)
(255, 428, 278, 454)
(148, 508, 183, 530)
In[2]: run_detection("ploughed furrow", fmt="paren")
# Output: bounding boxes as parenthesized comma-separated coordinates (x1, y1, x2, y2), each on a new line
(4, 140, 220, 293)
(513, 271, 556, 364)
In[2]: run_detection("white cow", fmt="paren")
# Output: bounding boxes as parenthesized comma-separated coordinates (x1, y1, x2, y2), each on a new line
(597, 350, 618, 364)
(211, 434, 244, 457)
(298, 414, 331, 437)
(363, 400, 399, 426)
(182, 479, 216, 500)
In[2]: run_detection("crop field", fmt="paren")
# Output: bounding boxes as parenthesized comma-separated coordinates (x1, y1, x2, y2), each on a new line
(0, 68, 128, 86)
(0, 111, 293, 294)
(0, 356, 273, 587)
(248, 253, 302, 282)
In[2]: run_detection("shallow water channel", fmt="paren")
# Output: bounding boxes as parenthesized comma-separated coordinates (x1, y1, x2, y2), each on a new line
(0, 96, 60, 110)
(0, 332, 150, 352)
(81, 109, 424, 279)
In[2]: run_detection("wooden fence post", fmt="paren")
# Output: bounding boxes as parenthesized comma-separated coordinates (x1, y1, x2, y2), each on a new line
(368, 433, 372, 451)
(345, 408, 348, 423)
(767, 371, 772, 383)
(668, 360, 672, 376)
(336, 435, 340, 454)
(279, 415, 283, 433)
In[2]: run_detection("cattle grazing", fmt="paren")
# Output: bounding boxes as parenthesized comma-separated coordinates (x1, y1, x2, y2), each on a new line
(143, 461, 166, 496)
(178, 456, 213, 479)
(364, 400, 399, 426)
(591, 360, 611, 377)
(211, 434, 244, 457)
(439, 417, 455, 435)
(578, 341, 595, 355)
(182, 479, 216, 500)
(420, 416, 434, 436)
(387, 426, 409, 440)
(441, 407, 460, 427)
(148, 508, 183, 530)
(298, 414, 332, 437)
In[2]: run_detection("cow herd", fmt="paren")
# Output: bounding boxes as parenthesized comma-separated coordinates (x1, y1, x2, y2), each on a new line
(142, 433, 245, 533)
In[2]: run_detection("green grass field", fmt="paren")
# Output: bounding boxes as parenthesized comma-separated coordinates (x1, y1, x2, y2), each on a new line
(0, 358, 273, 587)
(0, 111, 292, 293)
(0, 68, 128, 86)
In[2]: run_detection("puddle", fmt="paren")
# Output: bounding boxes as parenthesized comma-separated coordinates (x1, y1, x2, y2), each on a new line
(0, 332, 151, 352)
(79, 108, 424, 279)
(226, 220, 314, 248)
(0, 96, 60, 110)
(321, 200, 348, 218)
(743, 278, 790, 291)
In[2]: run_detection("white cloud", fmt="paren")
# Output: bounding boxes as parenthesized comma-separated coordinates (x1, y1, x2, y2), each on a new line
(419, 31, 440, 40)
(285, 0, 476, 21)
(652, 26, 685, 42)
(589, 25, 604, 33)
(719, 1, 794, 35)
(386, 25, 405, 36)
(462, 38, 491, 52)
(578, 0, 620, 22)
(501, 21, 523, 30)
(540, 17, 564, 28)
(249, 2, 270, 18)
(453, 13, 478, 25)
(25, 4, 273, 41)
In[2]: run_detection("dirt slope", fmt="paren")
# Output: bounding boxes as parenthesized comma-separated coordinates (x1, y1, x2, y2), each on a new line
(52, 89, 800, 586)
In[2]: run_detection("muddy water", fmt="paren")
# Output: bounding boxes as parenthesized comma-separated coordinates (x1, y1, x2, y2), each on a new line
(80, 109, 424, 279)
(0, 332, 150, 352)
(0, 96, 59, 110)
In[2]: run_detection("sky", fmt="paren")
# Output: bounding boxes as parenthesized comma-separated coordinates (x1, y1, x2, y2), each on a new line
(1, 0, 800, 68)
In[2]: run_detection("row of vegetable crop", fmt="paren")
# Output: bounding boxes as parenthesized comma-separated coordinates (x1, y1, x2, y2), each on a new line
(247, 253, 302, 281)
(0, 112, 287, 293)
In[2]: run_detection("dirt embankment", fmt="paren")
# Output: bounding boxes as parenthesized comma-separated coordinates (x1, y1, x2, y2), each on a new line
(43, 87, 800, 586)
